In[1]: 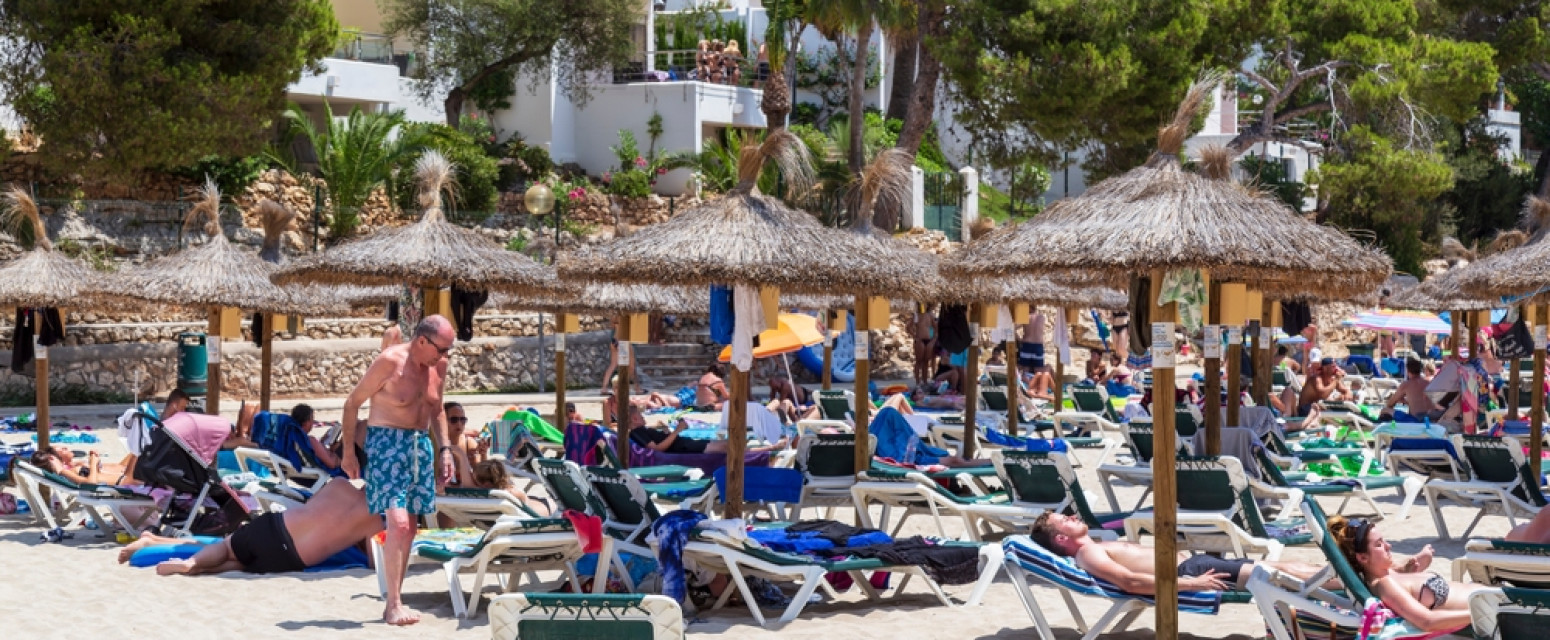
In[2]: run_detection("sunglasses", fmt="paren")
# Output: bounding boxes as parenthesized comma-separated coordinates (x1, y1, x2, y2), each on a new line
(1351, 518, 1373, 549)
(423, 336, 453, 356)
(448, 417, 468, 425)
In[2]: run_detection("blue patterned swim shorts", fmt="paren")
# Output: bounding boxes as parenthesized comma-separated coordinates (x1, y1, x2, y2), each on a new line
(365, 426, 435, 515)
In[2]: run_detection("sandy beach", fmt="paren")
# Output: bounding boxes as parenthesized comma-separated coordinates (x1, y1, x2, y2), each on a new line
(0, 396, 1501, 639)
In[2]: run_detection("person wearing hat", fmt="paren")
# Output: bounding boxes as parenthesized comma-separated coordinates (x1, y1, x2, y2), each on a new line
(1295, 357, 1351, 428)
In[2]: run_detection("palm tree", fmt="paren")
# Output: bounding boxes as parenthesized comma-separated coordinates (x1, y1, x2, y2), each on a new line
(271, 101, 426, 239)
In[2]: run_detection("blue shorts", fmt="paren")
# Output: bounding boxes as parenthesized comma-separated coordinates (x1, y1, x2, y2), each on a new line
(1018, 343, 1045, 369)
(365, 426, 436, 515)
(949, 349, 968, 368)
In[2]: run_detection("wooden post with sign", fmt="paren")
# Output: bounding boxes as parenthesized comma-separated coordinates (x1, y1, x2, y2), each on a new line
(554, 313, 577, 434)
(1533, 305, 1546, 466)
(35, 332, 49, 450)
(259, 312, 274, 412)
(1220, 284, 1246, 429)
(853, 298, 873, 473)
(1149, 269, 1181, 640)
(614, 316, 633, 470)
(1204, 277, 1221, 455)
(962, 304, 983, 459)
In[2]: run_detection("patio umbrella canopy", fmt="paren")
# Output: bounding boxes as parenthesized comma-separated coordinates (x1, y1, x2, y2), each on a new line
(272, 151, 561, 296)
(1346, 309, 1453, 335)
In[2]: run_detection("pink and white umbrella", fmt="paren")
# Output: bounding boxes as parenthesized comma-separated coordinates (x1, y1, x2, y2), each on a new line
(1346, 309, 1451, 335)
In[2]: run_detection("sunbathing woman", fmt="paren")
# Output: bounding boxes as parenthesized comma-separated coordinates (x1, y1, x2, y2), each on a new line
(32, 446, 126, 485)
(1329, 515, 1486, 633)
(469, 460, 550, 516)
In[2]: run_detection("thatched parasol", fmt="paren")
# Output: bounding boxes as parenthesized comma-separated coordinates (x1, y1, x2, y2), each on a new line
(558, 133, 933, 518)
(1451, 198, 1550, 303)
(942, 74, 1394, 637)
(272, 152, 561, 295)
(0, 188, 118, 449)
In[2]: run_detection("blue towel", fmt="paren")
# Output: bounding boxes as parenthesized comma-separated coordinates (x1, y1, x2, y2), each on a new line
(871, 407, 949, 465)
(303, 546, 371, 572)
(747, 528, 892, 553)
(252, 411, 339, 478)
(709, 286, 734, 345)
(651, 509, 707, 605)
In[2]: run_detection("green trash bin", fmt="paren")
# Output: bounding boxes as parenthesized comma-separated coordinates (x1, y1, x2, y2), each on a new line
(1346, 344, 1376, 358)
(178, 332, 208, 395)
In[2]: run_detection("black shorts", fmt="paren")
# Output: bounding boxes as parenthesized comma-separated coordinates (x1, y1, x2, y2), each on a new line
(1177, 554, 1252, 580)
(669, 438, 710, 454)
(229, 512, 308, 574)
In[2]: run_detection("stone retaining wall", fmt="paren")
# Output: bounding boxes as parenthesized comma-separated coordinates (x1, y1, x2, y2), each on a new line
(0, 331, 613, 399)
(0, 313, 612, 348)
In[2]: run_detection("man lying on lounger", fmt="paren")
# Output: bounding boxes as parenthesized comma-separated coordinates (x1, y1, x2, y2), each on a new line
(1028, 512, 1435, 593)
(117, 478, 384, 576)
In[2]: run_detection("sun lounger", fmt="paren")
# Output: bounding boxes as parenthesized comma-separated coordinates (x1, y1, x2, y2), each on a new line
(1250, 446, 1422, 521)
(371, 515, 607, 618)
(993, 450, 1129, 539)
(815, 389, 856, 422)
(1469, 587, 1550, 640)
(12, 459, 159, 536)
(1454, 539, 1550, 587)
(1124, 456, 1311, 560)
(230, 446, 330, 492)
(535, 459, 652, 591)
(673, 525, 1003, 626)
(1424, 435, 1547, 540)
(1051, 386, 1128, 447)
(436, 486, 540, 529)
(1245, 496, 1446, 640)
(849, 465, 1020, 541)
(792, 432, 874, 520)
(489, 593, 685, 640)
(1001, 535, 1249, 640)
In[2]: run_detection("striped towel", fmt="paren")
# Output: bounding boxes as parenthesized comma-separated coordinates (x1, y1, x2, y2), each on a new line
(1002, 535, 1222, 614)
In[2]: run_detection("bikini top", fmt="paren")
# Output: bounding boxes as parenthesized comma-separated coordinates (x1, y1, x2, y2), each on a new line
(1417, 573, 1449, 610)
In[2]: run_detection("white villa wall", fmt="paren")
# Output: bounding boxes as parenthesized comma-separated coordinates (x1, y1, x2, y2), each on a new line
(288, 58, 405, 106)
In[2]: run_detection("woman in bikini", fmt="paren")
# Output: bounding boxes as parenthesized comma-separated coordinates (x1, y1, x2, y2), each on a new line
(1330, 515, 1485, 633)
(913, 304, 937, 387)
(32, 446, 127, 485)
(694, 363, 729, 411)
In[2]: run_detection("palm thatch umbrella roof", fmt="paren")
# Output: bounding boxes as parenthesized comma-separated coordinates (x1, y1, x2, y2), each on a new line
(942, 77, 1391, 300)
(0, 188, 114, 308)
(115, 183, 331, 315)
(558, 133, 928, 299)
(939, 273, 1130, 310)
(1385, 277, 1494, 312)
(491, 282, 709, 316)
(272, 152, 561, 294)
(1450, 197, 1550, 303)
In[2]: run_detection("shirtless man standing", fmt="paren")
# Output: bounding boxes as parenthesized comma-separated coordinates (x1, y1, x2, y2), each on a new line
(342, 316, 456, 626)
(1296, 358, 1351, 427)
(123, 478, 384, 576)
(1018, 309, 1047, 375)
(1379, 358, 1440, 423)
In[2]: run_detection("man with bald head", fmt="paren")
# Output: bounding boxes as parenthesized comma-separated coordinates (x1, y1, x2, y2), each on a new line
(341, 315, 456, 626)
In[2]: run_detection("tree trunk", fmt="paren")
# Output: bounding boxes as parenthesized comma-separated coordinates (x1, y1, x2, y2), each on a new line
(1536, 148, 1550, 197)
(848, 24, 873, 178)
(896, 3, 944, 156)
(443, 88, 466, 128)
(886, 37, 917, 122)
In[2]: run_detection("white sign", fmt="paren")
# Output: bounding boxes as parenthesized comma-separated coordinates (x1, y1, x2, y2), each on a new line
(969, 322, 980, 346)
(855, 332, 870, 360)
(1537, 326, 1547, 351)
(207, 336, 221, 364)
(1150, 322, 1176, 368)
(1259, 327, 1273, 350)
(1203, 326, 1221, 359)
(616, 342, 630, 365)
(1228, 326, 1243, 345)
(555, 333, 566, 353)
(33, 336, 45, 361)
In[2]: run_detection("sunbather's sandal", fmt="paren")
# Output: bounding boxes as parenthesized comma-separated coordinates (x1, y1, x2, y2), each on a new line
(40, 527, 73, 543)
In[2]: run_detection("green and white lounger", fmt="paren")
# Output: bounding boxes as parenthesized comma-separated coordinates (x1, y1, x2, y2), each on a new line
(489, 593, 685, 640)
(1470, 587, 1550, 640)
(993, 450, 1129, 539)
(1455, 539, 1550, 587)
(792, 432, 874, 520)
(1124, 456, 1312, 560)
(850, 465, 1019, 541)
(1424, 435, 1548, 540)
(12, 459, 159, 536)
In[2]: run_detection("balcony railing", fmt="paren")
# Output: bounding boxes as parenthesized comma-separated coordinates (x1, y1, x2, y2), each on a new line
(613, 48, 768, 89)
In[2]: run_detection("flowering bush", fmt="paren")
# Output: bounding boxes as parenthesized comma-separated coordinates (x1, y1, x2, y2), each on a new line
(606, 168, 652, 198)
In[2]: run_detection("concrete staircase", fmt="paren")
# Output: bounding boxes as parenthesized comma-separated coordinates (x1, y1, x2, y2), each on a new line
(630, 325, 718, 392)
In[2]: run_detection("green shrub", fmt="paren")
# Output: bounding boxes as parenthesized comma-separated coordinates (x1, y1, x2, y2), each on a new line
(398, 122, 501, 214)
(174, 154, 272, 196)
(606, 168, 652, 198)
(499, 133, 555, 188)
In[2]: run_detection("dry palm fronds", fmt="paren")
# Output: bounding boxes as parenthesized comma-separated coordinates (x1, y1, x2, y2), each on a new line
(1450, 196, 1550, 299)
(257, 199, 295, 264)
(1439, 237, 1475, 266)
(1488, 229, 1528, 255)
(1155, 69, 1228, 158)
(735, 129, 814, 196)
(183, 179, 222, 238)
(2, 187, 48, 251)
(1523, 196, 1550, 241)
(1197, 145, 1233, 181)
(855, 148, 914, 231)
(416, 150, 457, 216)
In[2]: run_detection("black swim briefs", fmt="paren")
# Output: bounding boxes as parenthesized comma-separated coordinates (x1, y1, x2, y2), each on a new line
(229, 511, 308, 574)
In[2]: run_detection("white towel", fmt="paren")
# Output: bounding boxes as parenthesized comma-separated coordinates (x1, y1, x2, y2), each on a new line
(721, 401, 786, 445)
(990, 305, 1017, 343)
(732, 284, 762, 372)
(1055, 312, 1072, 365)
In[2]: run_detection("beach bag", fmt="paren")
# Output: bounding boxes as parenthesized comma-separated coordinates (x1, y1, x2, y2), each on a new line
(1496, 318, 1534, 360)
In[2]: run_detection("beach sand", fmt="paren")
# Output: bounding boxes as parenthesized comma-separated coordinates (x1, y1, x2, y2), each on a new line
(0, 399, 1503, 639)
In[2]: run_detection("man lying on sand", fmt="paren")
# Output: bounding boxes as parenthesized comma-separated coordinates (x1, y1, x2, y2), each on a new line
(118, 478, 384, 576)
(1030, 511, 1436, 592)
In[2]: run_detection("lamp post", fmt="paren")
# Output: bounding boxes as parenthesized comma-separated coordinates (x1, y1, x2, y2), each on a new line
(524, 182, 564, 427)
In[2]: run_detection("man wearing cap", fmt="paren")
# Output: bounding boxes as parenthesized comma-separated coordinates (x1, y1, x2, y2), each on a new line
(1295, 357, 1351, 427)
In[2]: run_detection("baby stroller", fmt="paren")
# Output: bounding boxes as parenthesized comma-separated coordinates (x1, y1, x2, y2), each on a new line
(133, 411, 251, 537)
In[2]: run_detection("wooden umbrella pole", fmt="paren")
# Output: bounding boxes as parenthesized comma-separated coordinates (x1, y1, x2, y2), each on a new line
(1451, 312, 1464, 360)
(259, 313, 274, 412)
(206, 309, 222, 416)
(853, 297, 873, 474)
(822, 330, 833, 391)
(1259, 298, 1276, 405)
(1226, 333, 1243, 429)
(726, 364, 749, 519)
(1510, 357, 1522, 422)
(1006, 337, 1020, 437)
(1149, 269, 1181, 639)
(615, 321, 633, 470)
(962, 304, 981, 460)
(554, 330, 568, 435)
(35, 334, 49, 451)
(1249, 319, 1265, 406)
(1204, 278, 1221, 456)
(1054, 308, 1069, 411)
(1465, 311, 1479, 361)
(1533, 304, 1546, 466)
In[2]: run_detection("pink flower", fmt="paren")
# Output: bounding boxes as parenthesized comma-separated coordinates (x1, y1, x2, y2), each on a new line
(656, 167, 667, 175)
(634, 156, 647, 168)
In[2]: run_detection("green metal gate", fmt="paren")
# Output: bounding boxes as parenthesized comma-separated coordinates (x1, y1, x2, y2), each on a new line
(923, 171, 964, 239)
